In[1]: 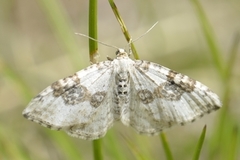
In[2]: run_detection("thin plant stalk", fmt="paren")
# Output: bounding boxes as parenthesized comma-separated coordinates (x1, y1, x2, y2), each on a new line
(88, 0, 103, 159)
(37, 0, 82, 68)
(89, 0, 98, 64)
(108, 0, 139, 59)
(160, 133, 174, 160)
(192, 125, 207, 160)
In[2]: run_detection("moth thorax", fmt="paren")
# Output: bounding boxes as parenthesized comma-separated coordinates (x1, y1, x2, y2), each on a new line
(115, 71, 130, 96)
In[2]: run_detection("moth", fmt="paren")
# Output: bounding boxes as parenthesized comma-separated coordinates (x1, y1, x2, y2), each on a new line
(23, 48, 221, 140)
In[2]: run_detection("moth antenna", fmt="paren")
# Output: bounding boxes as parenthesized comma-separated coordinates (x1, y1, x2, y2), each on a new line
(123, 22, 159, 55)
(131, 21, 159, 43)
(75, 33, 120, 50)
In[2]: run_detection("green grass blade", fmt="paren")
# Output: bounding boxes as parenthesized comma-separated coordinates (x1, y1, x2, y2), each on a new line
(0, 126, 31, 160)
(1, 59, 33, 102)
(192, 125, 206, 160)
(160, 132, 174, 160)
(225, 33, 240, 80)
(93, 139, 103, 160)
(189, 1, 239, 159)
(208, 32, 240, 160)
(89, 0, 98, 63)
(46, 131, 83, 160)
(1, 37, 83, 160)
(216, 33, 239, 160)
(88, 0, 103, 159)
(108, 0, 139, 59)
(190, 0, 225, 78)
(37, 0, 81, 68)
(104, 130, 126, 160)
(228, 126, 239, 160)
(121, 134, 147, 160)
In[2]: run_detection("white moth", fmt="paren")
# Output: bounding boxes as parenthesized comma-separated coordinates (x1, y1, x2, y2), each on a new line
(23, 48, 221, 140)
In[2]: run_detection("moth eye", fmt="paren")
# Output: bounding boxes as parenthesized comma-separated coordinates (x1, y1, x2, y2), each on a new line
(115, 50, 120, 55)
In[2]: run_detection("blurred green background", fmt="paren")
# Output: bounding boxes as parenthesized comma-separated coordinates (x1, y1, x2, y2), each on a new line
(0, 0, 240, 160)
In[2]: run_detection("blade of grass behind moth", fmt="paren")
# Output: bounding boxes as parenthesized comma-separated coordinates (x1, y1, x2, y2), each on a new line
(104, 130, 126, 160)
(218, 33, 240, 129)
(208, 33, 240, 159)
(217, 33, 239, 160)
(37, 0, 82, 68)
(0, 125, 31, 160)
(160, 132, 174, 160)
(121, 134, 147, 160)
(190, 0, 225, 78)
(108, 0, 139, 59)
(93, 139, 103, 160)
(192, 125, 206, 160)
(225, 33, 240, 82)
(88, 0, 103, 159)
(1, 46, 81, 159)
(1, 58, 33, 102)
(190, 1, 235, 159)
(89, 0, 98, 64)
(228, 126, 239, 160)
(11, 57, 83, 160)
(45, 130, 83, 160)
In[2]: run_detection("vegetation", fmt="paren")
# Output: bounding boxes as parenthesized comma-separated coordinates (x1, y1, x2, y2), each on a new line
(0, 0, 239, 159)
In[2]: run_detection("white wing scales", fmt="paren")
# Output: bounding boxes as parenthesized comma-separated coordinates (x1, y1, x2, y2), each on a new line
(23, 61, 115, 140)
(127, 60, 221, 135)
(66, 91, 114, 139)
(23, 49, 221, 140)
(126, 64, 171, 134)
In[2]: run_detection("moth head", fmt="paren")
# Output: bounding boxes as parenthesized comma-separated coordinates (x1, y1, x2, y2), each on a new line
(115, 48, 129, 58)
